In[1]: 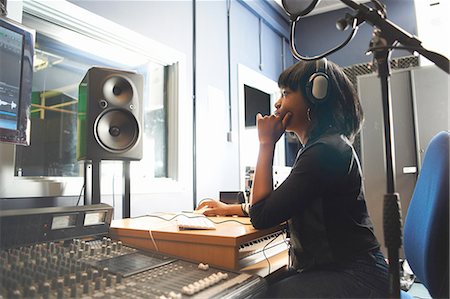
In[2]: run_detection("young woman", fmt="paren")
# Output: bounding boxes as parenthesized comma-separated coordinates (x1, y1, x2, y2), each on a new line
(252, 58, 388, 298)
(198, 59, 388, 298)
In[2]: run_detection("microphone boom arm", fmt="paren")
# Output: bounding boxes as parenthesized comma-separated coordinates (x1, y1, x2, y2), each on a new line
(340, 0, 450, 74)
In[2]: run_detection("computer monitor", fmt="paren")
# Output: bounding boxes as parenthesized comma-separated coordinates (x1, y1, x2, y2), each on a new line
(0, 16, 34, 146)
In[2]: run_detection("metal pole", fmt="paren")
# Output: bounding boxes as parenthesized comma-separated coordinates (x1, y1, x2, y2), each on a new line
(372, 28, 402, 299)
(84, 160, 101, 205)
(122, 161, 131, 218)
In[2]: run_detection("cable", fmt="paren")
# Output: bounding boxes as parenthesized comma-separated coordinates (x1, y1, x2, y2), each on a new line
(140, 213, 252, 226)
(261, 233, 278, 275)
(112, 175, 116, 219)
(143, 213, 206, 222)
(282, 226, 292, 268)
(289, 17, 359, 61)
(0, 0, 7, 16)
(76, 183, 85, 206)
(208, 218, 252, 225)
(148, 229, 159, 252)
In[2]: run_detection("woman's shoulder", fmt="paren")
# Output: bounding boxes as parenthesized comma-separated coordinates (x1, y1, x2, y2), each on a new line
(308, 132, 353, 154)
(300, 133, 354, 172)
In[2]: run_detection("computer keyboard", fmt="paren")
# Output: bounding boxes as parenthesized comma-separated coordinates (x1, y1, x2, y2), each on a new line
(176, 215, 216, 230)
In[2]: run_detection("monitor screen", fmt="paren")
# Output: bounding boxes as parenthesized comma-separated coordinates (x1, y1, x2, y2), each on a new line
(244, 84, 271, 127)
(0, 16, 34, 145)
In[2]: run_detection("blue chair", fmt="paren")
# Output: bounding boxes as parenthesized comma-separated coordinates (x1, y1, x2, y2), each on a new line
(402, 131, 449, 298)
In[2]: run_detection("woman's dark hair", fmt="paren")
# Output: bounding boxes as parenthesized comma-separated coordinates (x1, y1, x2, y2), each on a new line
(278, 59, 363, 143)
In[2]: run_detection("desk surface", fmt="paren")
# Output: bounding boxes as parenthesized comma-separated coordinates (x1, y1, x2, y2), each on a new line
(110, 213, 282, 247)
(110, 213, 288, 276)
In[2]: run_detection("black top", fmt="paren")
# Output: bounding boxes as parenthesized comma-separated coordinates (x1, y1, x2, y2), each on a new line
(249, 132, 379, 271)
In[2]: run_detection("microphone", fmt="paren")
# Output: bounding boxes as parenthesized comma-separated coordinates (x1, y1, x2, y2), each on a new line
(281, 0, 320, 20)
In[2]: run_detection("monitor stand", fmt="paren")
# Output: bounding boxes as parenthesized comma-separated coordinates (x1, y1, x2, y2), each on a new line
(84, 160, 131, 218)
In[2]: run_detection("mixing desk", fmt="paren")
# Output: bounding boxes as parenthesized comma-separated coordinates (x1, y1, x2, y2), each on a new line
(0, 237, 266, 298)
(0, 205, 267, 298)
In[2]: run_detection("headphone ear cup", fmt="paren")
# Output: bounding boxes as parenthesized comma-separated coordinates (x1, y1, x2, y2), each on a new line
(305, 59, 330, 105)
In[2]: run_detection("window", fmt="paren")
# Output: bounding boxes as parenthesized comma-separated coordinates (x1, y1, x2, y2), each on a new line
(0, 0, 192, 205)
(15, 30, 170, 179)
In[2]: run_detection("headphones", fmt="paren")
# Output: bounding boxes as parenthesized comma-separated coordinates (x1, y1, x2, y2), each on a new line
(305, 58, 331, 105)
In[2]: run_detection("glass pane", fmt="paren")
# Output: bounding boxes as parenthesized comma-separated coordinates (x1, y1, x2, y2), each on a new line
(14, 20, 168, 179)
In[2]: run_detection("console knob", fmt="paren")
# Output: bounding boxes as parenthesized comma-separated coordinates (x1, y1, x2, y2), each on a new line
(77, 249, 83, 259)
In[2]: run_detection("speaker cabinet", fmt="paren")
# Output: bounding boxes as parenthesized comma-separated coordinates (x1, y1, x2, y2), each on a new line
(77, 67, 143, 161)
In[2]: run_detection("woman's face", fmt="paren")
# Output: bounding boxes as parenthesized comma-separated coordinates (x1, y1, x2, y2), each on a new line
(274, 87, 310, 134)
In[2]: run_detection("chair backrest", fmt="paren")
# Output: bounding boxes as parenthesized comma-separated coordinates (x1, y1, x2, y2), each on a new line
(404, 131, 449, 298)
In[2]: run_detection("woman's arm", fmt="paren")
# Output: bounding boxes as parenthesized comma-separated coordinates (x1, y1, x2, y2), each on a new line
(250, 143, 276, 206)
(250, 112, 291, 206)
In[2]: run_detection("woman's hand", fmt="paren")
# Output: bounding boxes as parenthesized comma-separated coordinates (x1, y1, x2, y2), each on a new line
(195, 199, 244, 216)
(256, 112, 292, 145)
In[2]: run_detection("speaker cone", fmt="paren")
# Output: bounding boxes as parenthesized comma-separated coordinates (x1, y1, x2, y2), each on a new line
(95, 109, 139, 152)
(103, 75, 134, 106)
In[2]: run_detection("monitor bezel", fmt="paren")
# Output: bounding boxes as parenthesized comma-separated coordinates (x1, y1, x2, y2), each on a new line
(0, 16, 34, 146)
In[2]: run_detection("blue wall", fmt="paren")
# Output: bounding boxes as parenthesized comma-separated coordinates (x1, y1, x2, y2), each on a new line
(295, 0, 418, 67)
(196, 0, 293, 198)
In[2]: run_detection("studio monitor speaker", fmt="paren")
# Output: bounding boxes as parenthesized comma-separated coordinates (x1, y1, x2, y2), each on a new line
(77, 67, 143, 161)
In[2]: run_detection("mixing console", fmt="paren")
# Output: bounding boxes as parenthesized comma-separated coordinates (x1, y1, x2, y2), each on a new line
(0, 237, 266, 299)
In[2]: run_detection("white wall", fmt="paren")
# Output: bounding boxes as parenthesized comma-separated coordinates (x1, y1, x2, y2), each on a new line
(4, 0, 22, 21)
(414, 0, 449, 65)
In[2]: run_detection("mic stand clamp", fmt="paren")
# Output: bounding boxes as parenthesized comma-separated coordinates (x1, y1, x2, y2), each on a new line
(370, 25, 403, 299)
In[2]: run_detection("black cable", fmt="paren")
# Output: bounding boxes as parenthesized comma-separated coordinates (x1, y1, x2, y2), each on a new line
(76, 183, 85, 206)
(112, 175, 115, 219)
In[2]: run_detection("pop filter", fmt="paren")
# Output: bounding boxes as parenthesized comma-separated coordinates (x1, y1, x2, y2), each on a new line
(281, 0, 320, 20)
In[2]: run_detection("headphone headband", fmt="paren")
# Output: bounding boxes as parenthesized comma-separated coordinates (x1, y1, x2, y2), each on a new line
(316, 58, 327, 75)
